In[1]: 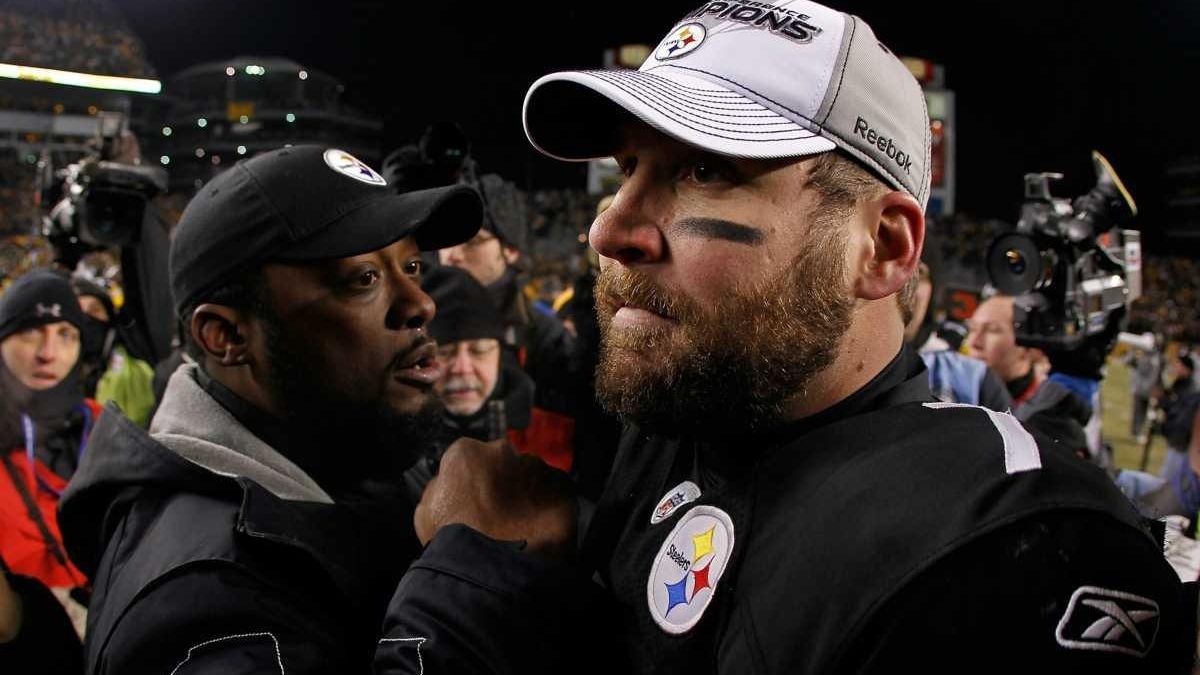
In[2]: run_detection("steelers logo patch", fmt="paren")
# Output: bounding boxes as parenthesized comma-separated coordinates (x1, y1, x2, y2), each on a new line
(322, 148, 387, 186)
(647, 505, 735, 634)
(654, 23, 707, 61)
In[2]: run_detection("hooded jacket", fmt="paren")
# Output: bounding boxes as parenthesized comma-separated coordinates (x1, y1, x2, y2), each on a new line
(59, 364, 421, 673)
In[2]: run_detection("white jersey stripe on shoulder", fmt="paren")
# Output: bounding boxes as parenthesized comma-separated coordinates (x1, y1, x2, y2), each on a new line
(923, 401, 1042, 474)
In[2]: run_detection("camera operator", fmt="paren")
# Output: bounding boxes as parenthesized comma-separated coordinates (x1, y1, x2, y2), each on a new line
(967, 294, 1092, 458)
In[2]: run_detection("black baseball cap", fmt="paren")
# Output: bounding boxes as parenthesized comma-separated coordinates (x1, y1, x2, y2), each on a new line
(170, 145, 483, 316)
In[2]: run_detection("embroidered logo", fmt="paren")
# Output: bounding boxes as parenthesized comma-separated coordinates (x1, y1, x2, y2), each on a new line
(654, 23, 707, 61)
(1055, 586, 1160, 658)
(647, 505, 734, 634)
(35, 303, 62, 318)
(650, 480, 702, 525)
(322, 148, 387, 186)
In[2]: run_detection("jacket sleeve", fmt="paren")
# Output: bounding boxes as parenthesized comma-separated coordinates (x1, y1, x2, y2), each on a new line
(837, 512, 1195, 675)
(374, 524, 621, 675)
(96, 563, 356, 675)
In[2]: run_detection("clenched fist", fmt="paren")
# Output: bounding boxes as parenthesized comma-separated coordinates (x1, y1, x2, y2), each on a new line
(414, 438, 577, 559)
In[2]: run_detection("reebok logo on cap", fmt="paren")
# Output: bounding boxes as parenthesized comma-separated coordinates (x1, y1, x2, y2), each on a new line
(853, 117, 913, 175)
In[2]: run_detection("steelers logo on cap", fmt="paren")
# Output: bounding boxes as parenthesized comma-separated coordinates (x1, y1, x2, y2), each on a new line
(646, 504, 735, 634)
(323, 148, 387, 186)
(654, 23, 707, 61)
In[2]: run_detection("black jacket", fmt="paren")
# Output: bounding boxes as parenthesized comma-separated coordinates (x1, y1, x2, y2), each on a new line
(58, 367, 422, 674)
(380, 348, 1195, 674)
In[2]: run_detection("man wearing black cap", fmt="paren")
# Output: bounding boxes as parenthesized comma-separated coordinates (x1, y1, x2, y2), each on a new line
(437, 189, 578, 420)
(383, 3, 1192, 673)
(421, 266, 572, 471)
(54, 146, 522, 672)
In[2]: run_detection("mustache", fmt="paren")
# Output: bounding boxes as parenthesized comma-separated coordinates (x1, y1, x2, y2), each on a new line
(594, 265, 700, 322)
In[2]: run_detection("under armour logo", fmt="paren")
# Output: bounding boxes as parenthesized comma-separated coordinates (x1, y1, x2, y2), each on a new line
(35, 303, 62, 318)
(1056, 586, 1160, 658)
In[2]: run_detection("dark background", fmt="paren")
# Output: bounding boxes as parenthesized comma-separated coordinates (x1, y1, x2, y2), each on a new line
(110, 0, 1197, 249)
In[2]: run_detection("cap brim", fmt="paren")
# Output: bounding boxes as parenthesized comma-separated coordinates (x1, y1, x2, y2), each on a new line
(276, 183, 482, 261)
(523, 68, 837, 162)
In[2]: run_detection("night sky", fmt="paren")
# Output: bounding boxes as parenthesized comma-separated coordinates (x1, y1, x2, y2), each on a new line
(110, 0, 1197, 251)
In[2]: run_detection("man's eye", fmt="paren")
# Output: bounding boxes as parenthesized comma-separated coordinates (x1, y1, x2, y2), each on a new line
(353, 270, 381, 287)
(403, 259, 427, 277)
(686, 162, 725, 185)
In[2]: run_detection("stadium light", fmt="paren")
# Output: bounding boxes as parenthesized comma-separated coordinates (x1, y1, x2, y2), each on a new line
(285, 113, 296, 123)
(245, 65, 266, 76)
(239, 115, 249, 124)
(237, 145, 247, 155)
(197, 118, 207, 128)
(298, 70, 308, 80)
(162, 126, 172, 136)
(225, 66, 235, 76)
(0, 62, 161, 94)
(160, 155, 170, 165)
(195, 148, 205, 158)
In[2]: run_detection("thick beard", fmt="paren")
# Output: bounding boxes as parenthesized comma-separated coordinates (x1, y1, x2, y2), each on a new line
(594, 223, 854, 436)
(258, 309, 442, 486)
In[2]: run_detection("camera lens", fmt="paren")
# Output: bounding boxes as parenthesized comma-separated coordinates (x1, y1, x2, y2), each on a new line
(1005, 249, 1027, 275)
(987, 233, 1042, 295)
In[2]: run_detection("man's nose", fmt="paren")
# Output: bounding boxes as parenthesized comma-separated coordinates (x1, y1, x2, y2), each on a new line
(387, 275, 435, 331)
(447, 348, 472, 374)
(35, 332, 58, 363)
(589, 177, 666, 266)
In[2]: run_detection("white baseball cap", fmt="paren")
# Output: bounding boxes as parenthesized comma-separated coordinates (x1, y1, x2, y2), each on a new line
(523, 1, 931, 209)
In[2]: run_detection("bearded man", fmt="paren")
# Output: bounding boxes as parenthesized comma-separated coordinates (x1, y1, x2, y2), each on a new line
(56, 146, 489, 672)
(380, 3, 1193, 674)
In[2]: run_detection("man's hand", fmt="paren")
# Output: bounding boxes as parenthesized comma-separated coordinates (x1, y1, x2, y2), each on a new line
(0, 572, 22, 644)
(414, 439, 577, 559)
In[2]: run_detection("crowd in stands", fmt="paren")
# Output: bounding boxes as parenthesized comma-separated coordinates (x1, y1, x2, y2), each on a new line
(1133, 256, 1200, 342)
(0, 151, 39, 238)
(0, 2, 154, 79)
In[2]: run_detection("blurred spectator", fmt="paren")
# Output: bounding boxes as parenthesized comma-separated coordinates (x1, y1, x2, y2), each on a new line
(71, 278, 156, 427)
(907, 261, 1012, 411)
(1126, 345, 1163, 442)
(1159, 355, 1200, 484)
(422, 266, 573, 469)
(0, 269, 94, 603)
(966, 294, 1091, 458)
(438, 191, 577, 418)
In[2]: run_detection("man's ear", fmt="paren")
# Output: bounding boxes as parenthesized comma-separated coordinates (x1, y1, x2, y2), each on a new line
(501, 244, 521, 266)
(190, 304, 253, 367)
(853, 191, 925, 302)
